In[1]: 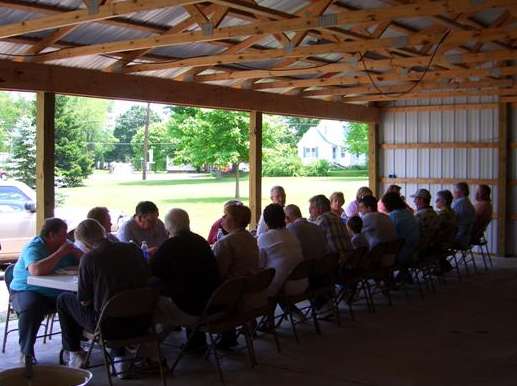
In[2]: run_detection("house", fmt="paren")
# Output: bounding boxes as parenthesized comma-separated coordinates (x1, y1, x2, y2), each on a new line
(297, 120, 366, 167)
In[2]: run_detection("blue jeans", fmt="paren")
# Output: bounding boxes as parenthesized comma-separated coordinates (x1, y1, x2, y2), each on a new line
(11, 290, 56, 356)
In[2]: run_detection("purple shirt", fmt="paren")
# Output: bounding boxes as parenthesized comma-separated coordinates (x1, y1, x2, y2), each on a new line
(345, 200, 360, 218)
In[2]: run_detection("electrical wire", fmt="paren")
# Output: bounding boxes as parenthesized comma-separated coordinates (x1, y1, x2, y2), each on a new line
(357, 30, 451, 98)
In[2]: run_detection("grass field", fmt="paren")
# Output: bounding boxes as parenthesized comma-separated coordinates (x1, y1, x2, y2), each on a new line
(59, 170, 368, 238)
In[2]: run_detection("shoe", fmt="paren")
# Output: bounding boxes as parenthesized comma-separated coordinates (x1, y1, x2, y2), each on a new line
(19, 353, 36, 365)
(114, 356, 131, 379)
(68, 350, 87, 369)
(290, 306, 307, 323)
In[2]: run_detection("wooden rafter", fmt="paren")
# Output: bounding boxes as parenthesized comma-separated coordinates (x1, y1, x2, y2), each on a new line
(30, 1, 515, 62)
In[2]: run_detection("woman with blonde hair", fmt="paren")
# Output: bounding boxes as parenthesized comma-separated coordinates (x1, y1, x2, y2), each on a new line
(329, 191, 347, 223)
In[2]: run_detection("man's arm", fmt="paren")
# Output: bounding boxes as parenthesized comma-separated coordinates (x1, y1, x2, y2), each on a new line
(28, 242, 81, 276)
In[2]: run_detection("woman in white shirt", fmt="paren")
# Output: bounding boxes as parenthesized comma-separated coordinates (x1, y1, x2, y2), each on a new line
(258, 203, 307, 297)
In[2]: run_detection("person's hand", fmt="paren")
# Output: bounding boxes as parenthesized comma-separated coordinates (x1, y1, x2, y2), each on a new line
(148, 246, 159, 257)
(57, 242, 83, 258)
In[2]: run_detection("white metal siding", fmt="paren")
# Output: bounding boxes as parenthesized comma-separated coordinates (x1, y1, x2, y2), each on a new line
(380, 97, 499, 254)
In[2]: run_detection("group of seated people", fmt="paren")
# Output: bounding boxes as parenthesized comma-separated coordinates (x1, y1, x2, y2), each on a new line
(8, 181, 493, 375)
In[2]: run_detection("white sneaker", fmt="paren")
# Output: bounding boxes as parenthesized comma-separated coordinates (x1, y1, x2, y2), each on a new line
(114, 356, 131, 379)
(68, 350, 87, 369)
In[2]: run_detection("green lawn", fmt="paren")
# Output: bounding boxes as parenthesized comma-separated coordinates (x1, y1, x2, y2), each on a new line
(59, 171, 368, 238)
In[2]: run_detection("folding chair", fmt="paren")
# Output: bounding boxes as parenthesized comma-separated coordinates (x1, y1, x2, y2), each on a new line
(309, 253, 341, 326)
(275, 259, 319, 343)
(471, 231, 492, 271)
(2, 264, 59, 354)
(82, 287, 166, 386)
(240, 268, 280, 355)
(170, 277, 247, 383)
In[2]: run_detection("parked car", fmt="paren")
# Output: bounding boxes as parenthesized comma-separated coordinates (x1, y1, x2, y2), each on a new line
(0, 181, 125, 265)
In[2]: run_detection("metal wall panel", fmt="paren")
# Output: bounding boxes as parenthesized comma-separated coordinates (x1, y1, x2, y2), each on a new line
(379, 97, 499, 254)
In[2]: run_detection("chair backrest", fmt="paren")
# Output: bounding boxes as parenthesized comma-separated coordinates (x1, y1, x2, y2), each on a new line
(369, 239, 404, 268)
(203, 277, 245, 318)
(286, 259, 312, 281)
(242, 268, 275, 295)
(98, 287, 159, 321)
(312, 253, 339, 277)
(4, 264, 15, 292)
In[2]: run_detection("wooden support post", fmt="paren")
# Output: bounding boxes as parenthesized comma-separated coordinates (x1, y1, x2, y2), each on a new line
(368, 122, 379, 197)
(497, 102, 510, 257)
(249, 111, 262, 230)
(36, 92, 55, 232)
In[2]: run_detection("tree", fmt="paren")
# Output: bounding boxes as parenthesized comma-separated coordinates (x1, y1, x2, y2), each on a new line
(0, 92, 33, 152)
(283, 116, 320, 144)
(110, 105, 160, 162)
(344, 122, 369, 157)
(6, 116, 37, 187)
(169, 108, 249, 198)
(131, 122, 176, 171)
(54, 96, 113, 187)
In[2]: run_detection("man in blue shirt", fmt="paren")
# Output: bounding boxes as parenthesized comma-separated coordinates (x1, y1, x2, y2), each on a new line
(10, 218, 82, 361)
(452, 182, 476, 249)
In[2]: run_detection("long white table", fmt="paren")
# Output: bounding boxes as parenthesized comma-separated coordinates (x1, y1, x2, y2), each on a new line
(27, 274, 78, 292)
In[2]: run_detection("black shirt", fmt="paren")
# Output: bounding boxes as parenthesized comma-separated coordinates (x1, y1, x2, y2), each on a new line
(78, 240, 149, 313)
(150, 231, 219, 316)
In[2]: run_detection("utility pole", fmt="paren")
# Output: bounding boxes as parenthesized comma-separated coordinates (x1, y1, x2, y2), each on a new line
(142, 102, 150, 181)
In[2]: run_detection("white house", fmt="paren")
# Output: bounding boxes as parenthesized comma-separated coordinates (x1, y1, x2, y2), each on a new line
(297, 120, 366, 167)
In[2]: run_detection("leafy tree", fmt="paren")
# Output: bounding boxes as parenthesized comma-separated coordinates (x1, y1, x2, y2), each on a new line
(131, 123, 176, 171)
(6, 116, 36, 187)
(262, 144, 304, 177)
(54, 96, 112, 186)
(344, 122, 369, 157)
(169, 108, 249, 198)
(283, 116, 320, 144)
(110, 105, 160, 162)
(0, 92, 33, 152)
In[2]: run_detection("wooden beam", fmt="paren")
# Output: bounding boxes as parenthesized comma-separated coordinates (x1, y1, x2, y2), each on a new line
(302, 79, 514, 98)
(194, 50, 517, 83)
(249, 111, 262, 230)
(381, 143, 498, 149)
(121, 26, 517, 73)
(381, 177, 497, 185)
(497, 102, 509, 256)
(36, 92, 55, 231)
(0, 0, 200, 39)
(368, 123, 379, 197)
(34, 2, 517, 62)
(23, 25, 79, 56)
(382, 103, 498, 112)
(342, 86, 517, 102)
(253, 66, 517, 90)
(0, 59, 380, 122)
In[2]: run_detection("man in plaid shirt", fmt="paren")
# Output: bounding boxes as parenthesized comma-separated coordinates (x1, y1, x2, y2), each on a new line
(309, 194, 352, 263)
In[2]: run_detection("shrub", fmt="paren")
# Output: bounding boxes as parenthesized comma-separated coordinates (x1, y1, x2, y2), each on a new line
(304, 160, 331, 176)
(263, 145, 304, 177)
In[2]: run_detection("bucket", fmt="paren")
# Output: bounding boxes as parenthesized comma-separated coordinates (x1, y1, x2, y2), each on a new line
(0, 365, 92, 386)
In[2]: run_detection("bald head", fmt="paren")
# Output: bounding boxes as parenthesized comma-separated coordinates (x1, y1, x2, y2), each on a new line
(284, 204, 302, 224)
(164, 208, 190, 236)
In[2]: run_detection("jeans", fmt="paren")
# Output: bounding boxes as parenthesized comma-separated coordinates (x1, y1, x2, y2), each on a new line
(57, 292, 151, 356)
(56, 292, 97, 352)
(11, 291, 56, 356)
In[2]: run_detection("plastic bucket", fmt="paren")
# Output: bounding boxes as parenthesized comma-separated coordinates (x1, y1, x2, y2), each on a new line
(0, 365, 92, 386)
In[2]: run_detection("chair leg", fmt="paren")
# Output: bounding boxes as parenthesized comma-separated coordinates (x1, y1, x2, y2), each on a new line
(451, 252, 462, 281)
(43, 315, 50, 344)
(413, 270, 425, 299)
(84, 337, 96, 369)
(486, 244, 493, 268)
(365, 281, 375, 313)
(285, 304, 300, 343)
(332, 291, 342, 327)
(268, 314, 281, 353)
(155, 340, 167, 386)
(169, 327, 198, 375)
(208, 333, 224, 383)
(242, 325, 257, 368)
(469, 249, 478, 274)
(101, 341, 114, 386)
(309, 299, 322, 336)
(479, 245, 489, 271)
(2, 305, 11, 354)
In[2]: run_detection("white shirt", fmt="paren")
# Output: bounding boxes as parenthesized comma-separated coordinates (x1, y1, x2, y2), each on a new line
(258, 228, 307, 297)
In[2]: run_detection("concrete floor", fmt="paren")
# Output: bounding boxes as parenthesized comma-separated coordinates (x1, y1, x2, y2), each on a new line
(1, 256, 517, 386)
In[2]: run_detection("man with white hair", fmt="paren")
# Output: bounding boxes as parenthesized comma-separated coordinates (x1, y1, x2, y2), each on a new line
(150, 208, 219, 352)
(256, 186, 286, 236)
(56, 219, 149, 372)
